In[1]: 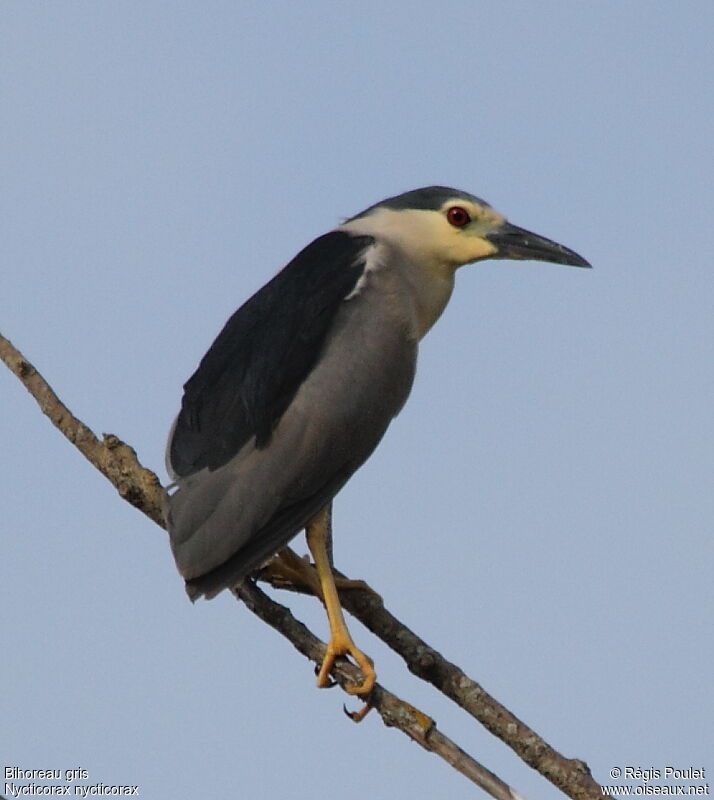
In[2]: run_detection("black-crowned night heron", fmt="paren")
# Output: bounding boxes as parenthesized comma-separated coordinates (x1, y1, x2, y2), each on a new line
(164, 186, 590, 700)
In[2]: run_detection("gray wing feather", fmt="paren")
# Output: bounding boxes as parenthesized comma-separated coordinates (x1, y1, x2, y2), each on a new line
(165, 265, 418, 599)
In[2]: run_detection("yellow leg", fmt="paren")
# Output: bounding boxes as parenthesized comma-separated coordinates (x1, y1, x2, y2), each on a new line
(306, 506, 376, 696)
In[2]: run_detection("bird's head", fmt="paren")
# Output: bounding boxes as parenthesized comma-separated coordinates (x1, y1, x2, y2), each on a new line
(342, 186, 590, 272)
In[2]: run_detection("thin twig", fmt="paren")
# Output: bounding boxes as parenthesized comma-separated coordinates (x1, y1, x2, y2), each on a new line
(339, 577, 597, 798)
(265, 565, 599, 800)
(2, 331, 606, 799)
(236, 581, 525, 799)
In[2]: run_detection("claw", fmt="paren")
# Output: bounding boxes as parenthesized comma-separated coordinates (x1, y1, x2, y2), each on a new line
(343, 700, 372, 723)
(314, 663, 337, 688)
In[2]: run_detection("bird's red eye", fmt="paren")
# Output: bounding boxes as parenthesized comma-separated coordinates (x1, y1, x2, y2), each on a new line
(447, 206, 471, 227)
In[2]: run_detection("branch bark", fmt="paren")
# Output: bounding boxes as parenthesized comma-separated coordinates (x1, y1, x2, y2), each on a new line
(0, 333, 163, 526)
(236, 581, 524, 800)
(332, 572, 596, 798)
(2, 331, 606, 799)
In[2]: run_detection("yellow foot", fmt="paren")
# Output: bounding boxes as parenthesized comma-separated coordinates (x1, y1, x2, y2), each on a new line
(316, 631, 376, 696)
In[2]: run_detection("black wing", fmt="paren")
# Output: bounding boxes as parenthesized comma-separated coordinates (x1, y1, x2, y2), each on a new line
(168, 230, 373, 477)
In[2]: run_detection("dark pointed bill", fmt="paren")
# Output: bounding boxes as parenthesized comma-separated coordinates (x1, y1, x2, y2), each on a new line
(485, 222, 591, 268)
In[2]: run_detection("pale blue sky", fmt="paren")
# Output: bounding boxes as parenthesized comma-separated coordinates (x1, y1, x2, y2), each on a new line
(3, 3, 712, 798)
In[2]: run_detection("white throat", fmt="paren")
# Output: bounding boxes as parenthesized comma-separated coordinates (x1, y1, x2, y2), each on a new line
(339, 207, 458, 337)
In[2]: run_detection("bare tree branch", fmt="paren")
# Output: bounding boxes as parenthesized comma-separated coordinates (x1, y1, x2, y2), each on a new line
(236, 581, 526, 800)
(0, 333, 164, 526)
(2, 331, 606, 799)
(264, 568, 597, 800)
(1, 332, 520, 799)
